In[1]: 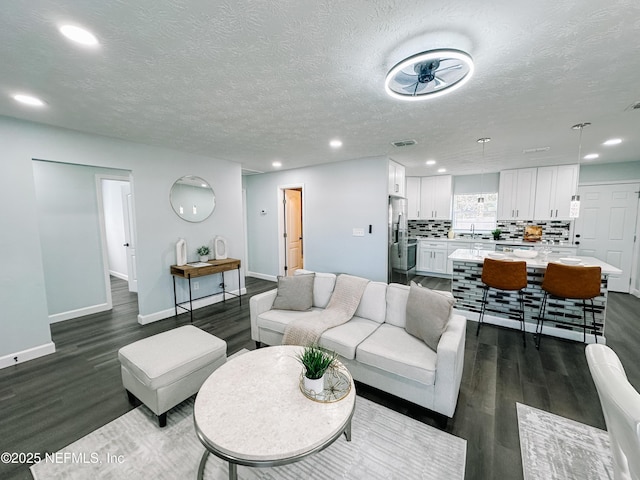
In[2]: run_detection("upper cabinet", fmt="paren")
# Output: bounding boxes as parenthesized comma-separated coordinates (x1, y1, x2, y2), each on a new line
(406, 177, 421, 219)
(533, 164, 579, 220)
(389, 160, 406, 197)
(498, 168, 537, 220)
(419, 175, 453, 220)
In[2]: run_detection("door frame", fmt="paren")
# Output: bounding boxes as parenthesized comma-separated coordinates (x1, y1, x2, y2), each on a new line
(277, 183, 305, 276)
(577, 180, 640, 297)
(95, 173, 139, 304)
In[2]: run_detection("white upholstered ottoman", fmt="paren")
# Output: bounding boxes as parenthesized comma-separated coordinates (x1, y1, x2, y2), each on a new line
(118, 325, 227, 427)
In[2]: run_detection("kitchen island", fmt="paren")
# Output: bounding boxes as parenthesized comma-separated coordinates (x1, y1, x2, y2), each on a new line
(448, 248, 622, 343)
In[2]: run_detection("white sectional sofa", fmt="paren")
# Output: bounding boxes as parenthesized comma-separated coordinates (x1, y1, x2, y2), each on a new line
(249, 271, 467, 418)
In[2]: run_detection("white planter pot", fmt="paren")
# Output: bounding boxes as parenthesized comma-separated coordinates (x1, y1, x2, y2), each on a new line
(199, 255, 209, 262)
(303, 375, 325, 395)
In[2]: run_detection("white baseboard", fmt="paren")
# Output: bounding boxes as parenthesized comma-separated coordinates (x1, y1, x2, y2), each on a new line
(0, 342, 56, 370)
(630, 287, 640, 298)
(137, 288, 247, 325)
(246, 271, 277, 282)
(109, 270, 128, 281)
(456, 308, 606, 345)
(49, 303, 111, 324)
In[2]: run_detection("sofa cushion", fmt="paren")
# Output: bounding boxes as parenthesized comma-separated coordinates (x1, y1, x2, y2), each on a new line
(385, 283, 410, 328)
(354, 281, 388, 324)
(257, 307, 324, 334)
(355, 324, 437, 386)
(272, 274, 315, 311)
(319, 317, 380, 360)
(295, 270, 336, 308)
(405, 282, 456, 351)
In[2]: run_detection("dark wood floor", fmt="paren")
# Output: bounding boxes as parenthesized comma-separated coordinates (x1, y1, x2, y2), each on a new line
(1, 275, 638, 480)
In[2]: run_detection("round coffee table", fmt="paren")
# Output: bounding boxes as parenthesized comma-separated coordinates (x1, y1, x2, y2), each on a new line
(194, 345, 356, 480)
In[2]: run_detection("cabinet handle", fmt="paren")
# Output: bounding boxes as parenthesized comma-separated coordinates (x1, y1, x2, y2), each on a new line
(516, 209, 519, 217)
(434, 210, 437, 217)
(555, 209, 558, 217)
(512, 209, 514, 217)
(550, 209, 553, 217)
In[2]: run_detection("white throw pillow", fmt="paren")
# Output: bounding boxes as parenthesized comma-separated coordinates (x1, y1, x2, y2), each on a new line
(405, 281, 455, 351)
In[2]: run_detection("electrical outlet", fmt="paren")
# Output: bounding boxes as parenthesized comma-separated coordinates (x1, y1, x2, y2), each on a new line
(193, 281, 199, 290)
(353, 228, 365, 237)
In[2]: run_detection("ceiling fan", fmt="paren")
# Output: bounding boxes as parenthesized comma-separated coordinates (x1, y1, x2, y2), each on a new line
(384, 49, 474, 101)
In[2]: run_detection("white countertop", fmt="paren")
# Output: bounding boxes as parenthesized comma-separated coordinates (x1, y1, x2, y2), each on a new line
(448, 248, 622, 276)
(412, 237, 578, 247)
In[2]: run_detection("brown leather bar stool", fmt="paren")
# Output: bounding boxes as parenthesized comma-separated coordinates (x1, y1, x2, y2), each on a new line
(477, 258, 528, 346)
(535, 262, 602, 349)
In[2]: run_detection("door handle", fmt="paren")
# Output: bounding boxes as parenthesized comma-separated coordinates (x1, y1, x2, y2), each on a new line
(123, 243, 130, 247)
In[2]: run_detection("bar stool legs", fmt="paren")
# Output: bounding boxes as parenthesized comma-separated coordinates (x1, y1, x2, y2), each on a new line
(535, 294, 599, 350)
(477, 286, 527, 348)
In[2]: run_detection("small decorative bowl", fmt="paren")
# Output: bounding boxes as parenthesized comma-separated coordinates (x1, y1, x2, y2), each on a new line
(513, 249, 538, 259)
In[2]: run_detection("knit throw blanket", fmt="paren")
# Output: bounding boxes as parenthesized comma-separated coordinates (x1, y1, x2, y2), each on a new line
(282, 274, 370, 347)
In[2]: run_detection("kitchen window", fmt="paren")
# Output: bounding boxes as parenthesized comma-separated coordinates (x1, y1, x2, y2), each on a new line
(453, 193, 498, 231)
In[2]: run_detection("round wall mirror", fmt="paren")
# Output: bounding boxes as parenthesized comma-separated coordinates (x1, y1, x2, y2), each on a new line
(170, 175, 216, 222)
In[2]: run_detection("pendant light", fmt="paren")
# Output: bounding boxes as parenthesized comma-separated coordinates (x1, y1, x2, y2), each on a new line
(569, 123, 590, 218)
(477, 137, 491, 205)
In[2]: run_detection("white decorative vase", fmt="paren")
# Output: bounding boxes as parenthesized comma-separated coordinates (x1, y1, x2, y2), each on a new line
(214, 235, 228, 259)
(176, 239, 187, 266)
(303, 375, 325, 395)
(199, 255, 208, 262)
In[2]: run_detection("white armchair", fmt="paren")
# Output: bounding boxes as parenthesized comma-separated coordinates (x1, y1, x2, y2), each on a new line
(586, 344, 640, 480)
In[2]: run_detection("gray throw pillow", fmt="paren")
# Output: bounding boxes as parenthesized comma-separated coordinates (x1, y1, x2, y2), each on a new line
(405, 281, 455, 351)
(272, 274, 315, 311)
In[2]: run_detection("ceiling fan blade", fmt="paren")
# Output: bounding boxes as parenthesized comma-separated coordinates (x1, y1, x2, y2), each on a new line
(434, 76, 448, 87)
(395, 70, 418, 85)
(435, 63, 463, 75)
(402, 81, 419, 93)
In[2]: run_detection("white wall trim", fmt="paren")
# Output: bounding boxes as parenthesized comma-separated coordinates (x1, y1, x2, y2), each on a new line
(246, 271, 277, 282)
(0, 342, 56, 370)
(109, 270, 128, 281)
(456, 308, 606, 345)
(49, 303, 111, 323)
(137, 287, 247, 325)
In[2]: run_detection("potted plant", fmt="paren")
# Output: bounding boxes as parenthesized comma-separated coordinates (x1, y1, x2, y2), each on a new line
(296, 345, 337, 394)
(491, 229, 502, 241)
(197, 245, 210, 262)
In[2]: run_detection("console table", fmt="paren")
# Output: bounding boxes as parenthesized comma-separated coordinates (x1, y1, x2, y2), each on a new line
(170, 258, 241, 323)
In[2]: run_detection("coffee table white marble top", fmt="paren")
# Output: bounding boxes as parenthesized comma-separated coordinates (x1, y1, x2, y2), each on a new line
(194, 345, 356, 479)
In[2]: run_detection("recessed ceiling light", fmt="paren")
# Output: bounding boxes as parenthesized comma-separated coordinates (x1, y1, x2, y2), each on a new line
(583, 153, 599, 160)
(329, 139, 342, 148)
(425, 160, 436, 166)
(603, 138, 622, 146)
(59, 24, 99, 46)
(272, 161, 282, 168)
(437, 168, 446, 173)
(13, 94, 45, 107)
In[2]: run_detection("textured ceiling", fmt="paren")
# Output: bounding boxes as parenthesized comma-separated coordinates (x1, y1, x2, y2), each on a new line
(1, 0, 640, 176)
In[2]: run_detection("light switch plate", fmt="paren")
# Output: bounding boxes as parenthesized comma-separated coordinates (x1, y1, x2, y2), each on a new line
(353, 228, 365, 237)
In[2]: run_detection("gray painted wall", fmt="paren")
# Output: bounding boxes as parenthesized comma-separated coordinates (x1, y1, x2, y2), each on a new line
(32, 161, 127, 316)
(0, 115, 243, 361)
(579, 161, 640, 183)
(245, 156, 389, 282)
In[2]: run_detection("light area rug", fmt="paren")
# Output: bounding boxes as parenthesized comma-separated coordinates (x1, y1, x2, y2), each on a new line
(31, 356, 466, 479)
(517, 402, 614, 480)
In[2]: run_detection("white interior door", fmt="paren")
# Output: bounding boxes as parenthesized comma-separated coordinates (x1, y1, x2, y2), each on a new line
(121, 183, 138, 293)
(285, 189, 303, 276)
(574, 183, 639, 293)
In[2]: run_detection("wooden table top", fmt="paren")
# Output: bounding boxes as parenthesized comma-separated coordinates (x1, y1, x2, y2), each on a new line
(170, 258, 241, 278)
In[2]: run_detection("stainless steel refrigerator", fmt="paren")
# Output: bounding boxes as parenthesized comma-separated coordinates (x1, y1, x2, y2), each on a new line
(388, 196, 416, 284)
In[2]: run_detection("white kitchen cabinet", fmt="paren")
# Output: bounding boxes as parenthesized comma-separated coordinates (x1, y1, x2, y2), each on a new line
(498, 168, 537, 220)
(417, 240, 448, 274)
(534, 164, 579, 220)
(406, 177, 421, 219)
(389, 160, 406, 197)
(419, 175, 452, 220)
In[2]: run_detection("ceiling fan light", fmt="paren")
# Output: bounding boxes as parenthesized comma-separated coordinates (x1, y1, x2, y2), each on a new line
(384, 49, 474, 101)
